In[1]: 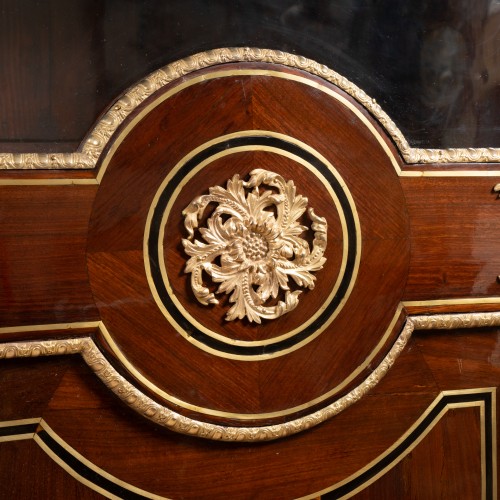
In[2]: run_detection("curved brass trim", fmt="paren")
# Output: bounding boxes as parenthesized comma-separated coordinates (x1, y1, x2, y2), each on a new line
(302, 388, 496, 499)
(142, 131, 361, 358)
(0, 307, 402, 421)
(98, 304, 399, 420)
(1, 389, 495, 499)
(93, 68, 401, 183)
(1, 47, 499, 171)
(0, 321, 413, 442)
(2, 311, 500, 441)
(34, 420, 166, 500)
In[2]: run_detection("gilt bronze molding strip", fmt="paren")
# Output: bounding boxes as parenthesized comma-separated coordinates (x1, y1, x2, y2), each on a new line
(1, 48, 499, 171)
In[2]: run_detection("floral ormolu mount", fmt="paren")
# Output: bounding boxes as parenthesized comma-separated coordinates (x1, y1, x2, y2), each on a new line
(182, 169, 328, 323)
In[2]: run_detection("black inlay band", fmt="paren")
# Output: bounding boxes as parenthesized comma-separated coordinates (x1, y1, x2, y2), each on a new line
(323, 391, 495, 499)
(37, 430, 151, 499)
(0, 423, 38, 438)
(148, 135, 357, 356)
(0, 391, 493, 499)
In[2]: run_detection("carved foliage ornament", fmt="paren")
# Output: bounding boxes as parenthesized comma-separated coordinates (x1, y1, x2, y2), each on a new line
(182, 169, 327, 323)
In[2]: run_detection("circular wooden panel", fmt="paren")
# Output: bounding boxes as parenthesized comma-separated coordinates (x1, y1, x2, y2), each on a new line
(86, 63, 410, 426)
(147, 134, 355, 357)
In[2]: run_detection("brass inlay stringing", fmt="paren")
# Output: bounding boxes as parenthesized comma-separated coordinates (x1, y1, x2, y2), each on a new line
(0, 322, 413, 442)
(144, 131, 360, 360)
(95, 307, 399, 420)
(403, 297, 500, 308)
(3, 305, 396, 423)
(0, 418, 40, 443)
(2, 389, 495, 500)
(33, 420, 166, 500)
(303, 388, 497, 500)
(2, 312, 500, 441)
(1, 47, 499, 171)
(182, 169, 327, 323)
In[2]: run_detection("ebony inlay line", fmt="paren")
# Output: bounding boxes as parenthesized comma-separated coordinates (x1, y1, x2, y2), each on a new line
(148, 135, 357, 356)
(322, 391, 495, 499)
(483, 390, 494, 500)
(37, 430, 152, 500)
(0, 423, 38, 438)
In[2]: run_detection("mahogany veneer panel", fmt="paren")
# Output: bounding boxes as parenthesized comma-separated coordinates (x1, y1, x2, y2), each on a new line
(0, 57, 499, 499)
(403, 176, 500, 300)
(0, 185, 98, 327)
(0, 357, 72, 421)
(83, 66, 410, 422)
(349, 407, 483, 500)
(0, 329, 497, 498)
(416, 328, 500, 390)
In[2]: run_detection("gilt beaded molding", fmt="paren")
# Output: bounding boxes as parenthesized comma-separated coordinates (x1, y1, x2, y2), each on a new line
(0, 321, 413, 442)
(2, 312, 500, 441)
(1, 47, 499, 170)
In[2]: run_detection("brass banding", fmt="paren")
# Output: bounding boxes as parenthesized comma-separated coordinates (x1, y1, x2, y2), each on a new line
(303, 388, 497, 499)
(1, 314, 499, 441)
(0, 319, 413, 440)
(2, 61, 499, 187)
(98, 307, 402, 420)
(1, 390, 495, 498)
(143, 131, 361, 359)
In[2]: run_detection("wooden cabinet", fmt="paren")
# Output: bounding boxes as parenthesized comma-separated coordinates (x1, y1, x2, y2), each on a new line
(1, 3, 499, 499)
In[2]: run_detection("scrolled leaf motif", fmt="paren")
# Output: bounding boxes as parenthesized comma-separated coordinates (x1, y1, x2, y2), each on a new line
(182, 169, 327, 323)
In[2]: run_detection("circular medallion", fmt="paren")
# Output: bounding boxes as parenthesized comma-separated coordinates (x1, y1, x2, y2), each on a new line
(144, 132, 359, 358)
(86, 58, 410, 428)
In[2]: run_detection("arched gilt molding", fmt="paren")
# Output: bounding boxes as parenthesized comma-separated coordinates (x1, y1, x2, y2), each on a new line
(0, 388, 495, 498)
(1, 312, 500, 442)
(0, 321, 414, 442)
(1, 47, 499, 170)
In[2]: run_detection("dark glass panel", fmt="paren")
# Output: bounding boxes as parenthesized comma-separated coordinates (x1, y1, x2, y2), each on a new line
(0, 0, 498, 150)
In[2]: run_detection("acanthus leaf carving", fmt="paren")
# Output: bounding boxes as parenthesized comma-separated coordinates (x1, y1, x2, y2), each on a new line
(182, 169, 327, 323)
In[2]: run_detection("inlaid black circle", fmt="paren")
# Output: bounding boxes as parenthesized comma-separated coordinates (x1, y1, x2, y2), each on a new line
(147, 135, 358, 356)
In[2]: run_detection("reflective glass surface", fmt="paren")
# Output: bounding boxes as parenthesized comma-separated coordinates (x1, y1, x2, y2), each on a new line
(0, 0, 499, 150)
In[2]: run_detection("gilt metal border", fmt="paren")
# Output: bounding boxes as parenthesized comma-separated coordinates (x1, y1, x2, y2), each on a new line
(2, 312, 500, 442)
(1, 47, 499, 170)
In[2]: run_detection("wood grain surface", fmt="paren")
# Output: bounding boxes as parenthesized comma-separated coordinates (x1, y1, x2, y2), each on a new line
(84, 67, 410, 421)
(0, 329, 497, 499)
(0, 58, 499, 498)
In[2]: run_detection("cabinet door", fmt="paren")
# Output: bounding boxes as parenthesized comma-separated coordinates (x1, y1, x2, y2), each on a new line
(1, 2, 499, 499)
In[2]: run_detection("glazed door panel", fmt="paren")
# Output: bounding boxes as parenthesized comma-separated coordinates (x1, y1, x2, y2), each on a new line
(1, 2, 499, 499)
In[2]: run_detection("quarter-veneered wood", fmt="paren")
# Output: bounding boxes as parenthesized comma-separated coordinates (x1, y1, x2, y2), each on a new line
(0, 56, 499, 499)
(0, 328, 497, 499)
(86, 66, 410, 422)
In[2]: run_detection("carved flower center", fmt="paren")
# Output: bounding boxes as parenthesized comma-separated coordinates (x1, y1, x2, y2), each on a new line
(182, 169, 328, 323)
(242, 231, 269, 261)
